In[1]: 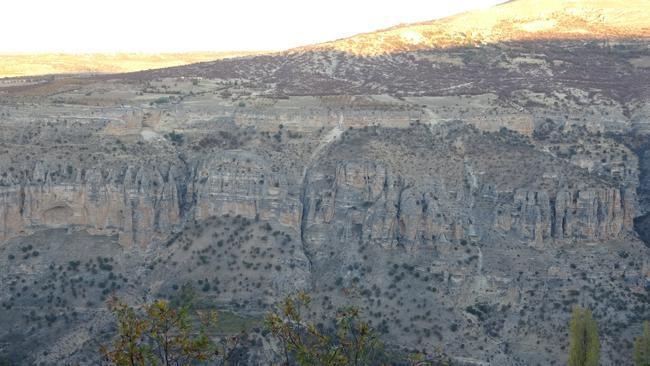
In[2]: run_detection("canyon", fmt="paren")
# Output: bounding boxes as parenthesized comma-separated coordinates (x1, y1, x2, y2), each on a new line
(1, 0, 650, 365)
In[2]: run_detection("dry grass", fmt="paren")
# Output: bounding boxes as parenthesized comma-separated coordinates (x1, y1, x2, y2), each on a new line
(0, 51, 264, 78)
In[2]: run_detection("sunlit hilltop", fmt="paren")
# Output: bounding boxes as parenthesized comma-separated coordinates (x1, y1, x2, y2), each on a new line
(0, 52, 263, 78)
(297, 0, 650, 55)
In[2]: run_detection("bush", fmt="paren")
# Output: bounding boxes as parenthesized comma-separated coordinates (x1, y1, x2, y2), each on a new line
(167, 132, 184, 145)
(153, 96, 170, 104)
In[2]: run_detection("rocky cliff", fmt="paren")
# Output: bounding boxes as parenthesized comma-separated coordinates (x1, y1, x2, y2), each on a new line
(0, 163, 184, 247)
(0, 124, 637, 252)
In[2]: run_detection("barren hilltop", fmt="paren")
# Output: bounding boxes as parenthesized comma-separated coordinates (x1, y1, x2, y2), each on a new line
(298, 0, 650, 55)
(0, 51, 263, 78)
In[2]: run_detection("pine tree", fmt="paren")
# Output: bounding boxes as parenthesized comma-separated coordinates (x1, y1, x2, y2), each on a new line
(264, 292, 382, 366)
(568, 306, 600, 366)
(100, 297, 220, 366)
(634, 321, 650, 366)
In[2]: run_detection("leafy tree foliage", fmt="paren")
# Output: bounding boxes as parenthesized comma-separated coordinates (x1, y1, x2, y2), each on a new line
(635, 321, 650, 366)
(100, 297, 219, 366)
(264, 292, 383, 366)
(101, 291, 452, 366)
(568, 306, 600, 366)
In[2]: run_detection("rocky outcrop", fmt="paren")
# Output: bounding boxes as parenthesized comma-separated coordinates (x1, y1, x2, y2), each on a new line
(0, 156, 305, 248)
(496, 187, 635, 246)
(0, 163, 183, 247)
(0, 153, 636, 251)
(302, 161, 635, 253)
(193, 156, 302, 228)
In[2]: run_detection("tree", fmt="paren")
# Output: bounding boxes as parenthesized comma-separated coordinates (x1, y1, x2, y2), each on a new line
(634, 321, 650, 366)
(568, 306, 600, 366)
(101, 291, 453, 366)
(100, 297, 220, 366)
(264, 292, 382, 366)
(100, 301, 150, 366)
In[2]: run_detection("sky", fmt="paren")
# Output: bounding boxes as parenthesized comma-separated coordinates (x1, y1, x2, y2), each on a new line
(1, 0, 506, 53)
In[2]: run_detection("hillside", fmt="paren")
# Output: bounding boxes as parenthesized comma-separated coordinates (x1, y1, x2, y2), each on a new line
(102, 0, 649, 102)
(297, 0, 650, 55)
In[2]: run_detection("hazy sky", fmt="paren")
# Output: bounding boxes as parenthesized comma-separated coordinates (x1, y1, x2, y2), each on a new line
(2, 0, 506, 53)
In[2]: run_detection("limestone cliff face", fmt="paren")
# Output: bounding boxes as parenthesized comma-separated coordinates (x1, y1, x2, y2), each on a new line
(192, 156, 302, 229)
(495, 187, 635, 246)
(0, 154, 637, 250)
(301, 160, 635, 255)
(0, 162, 183, 247)
(303, 160, 471, 252)
(0, 156, 304, 248)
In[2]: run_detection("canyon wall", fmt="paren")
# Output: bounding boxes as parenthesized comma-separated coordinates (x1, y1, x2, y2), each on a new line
(0, 144, 636, 251)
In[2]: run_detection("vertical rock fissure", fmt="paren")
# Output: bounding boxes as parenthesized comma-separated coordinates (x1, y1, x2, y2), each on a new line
(299, 167, 314, 271)
(18, 184, 25, 216)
